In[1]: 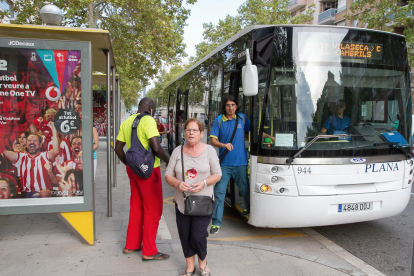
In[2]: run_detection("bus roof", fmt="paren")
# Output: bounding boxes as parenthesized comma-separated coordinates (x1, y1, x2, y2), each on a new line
(0, 23, 116, 72)
(164, 24, 404, 89)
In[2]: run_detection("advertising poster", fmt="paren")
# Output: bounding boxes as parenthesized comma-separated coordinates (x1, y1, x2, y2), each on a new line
(93, 92, 108, 137)
(0, 46, 84, 207)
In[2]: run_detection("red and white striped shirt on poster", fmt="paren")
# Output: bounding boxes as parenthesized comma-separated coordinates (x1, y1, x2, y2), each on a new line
(13, 151, 53, 192)
(48, 139, 71, 164)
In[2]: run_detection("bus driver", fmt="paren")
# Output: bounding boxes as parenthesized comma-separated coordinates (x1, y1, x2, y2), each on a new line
(321, 100, 351, 134)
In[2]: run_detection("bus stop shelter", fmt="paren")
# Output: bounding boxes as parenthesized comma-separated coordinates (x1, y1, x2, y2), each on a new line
(0, 24, 120, 245)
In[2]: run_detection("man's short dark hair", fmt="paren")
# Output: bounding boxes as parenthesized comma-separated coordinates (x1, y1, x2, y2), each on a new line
(27, 133, 42, 144)
(221, 95, 239, 115)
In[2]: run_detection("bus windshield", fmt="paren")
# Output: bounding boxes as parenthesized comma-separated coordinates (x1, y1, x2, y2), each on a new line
(253, 27, 411, 158)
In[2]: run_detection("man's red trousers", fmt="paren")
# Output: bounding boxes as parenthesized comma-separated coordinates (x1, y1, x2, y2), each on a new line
(125, 165, 163, 256)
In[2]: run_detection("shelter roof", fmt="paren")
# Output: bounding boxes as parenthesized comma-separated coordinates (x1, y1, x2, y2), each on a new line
(0, 24, 116, 71)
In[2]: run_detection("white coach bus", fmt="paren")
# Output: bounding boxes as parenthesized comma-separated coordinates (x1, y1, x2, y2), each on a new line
(164, 25, 413, 227)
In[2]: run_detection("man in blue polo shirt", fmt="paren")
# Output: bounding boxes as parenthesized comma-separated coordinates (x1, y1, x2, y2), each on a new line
(321, 100, 351, 134)
(209, 95, 250, 234)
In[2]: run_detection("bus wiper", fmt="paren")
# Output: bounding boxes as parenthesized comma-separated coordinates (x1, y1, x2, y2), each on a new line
(335, 141, 413, 159)
(381, 140, 414, 159)
(286, 134, 349, 164)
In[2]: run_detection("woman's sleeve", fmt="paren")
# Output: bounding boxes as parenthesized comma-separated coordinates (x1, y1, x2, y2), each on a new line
(165, 146, 179, 177)
(208, 146, 222, 176)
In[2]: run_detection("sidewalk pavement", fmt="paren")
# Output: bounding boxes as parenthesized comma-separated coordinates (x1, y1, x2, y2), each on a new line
(0, 115, 384, 276)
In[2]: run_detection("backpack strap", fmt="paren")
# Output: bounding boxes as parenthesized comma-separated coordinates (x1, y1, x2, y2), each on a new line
(130, 113, 150, 149)
(238, 113, 245, 125)
(218, 114, 222, 129)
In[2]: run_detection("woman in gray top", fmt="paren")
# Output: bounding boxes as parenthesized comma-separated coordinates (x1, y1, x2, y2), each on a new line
(166, 118, 221, 276)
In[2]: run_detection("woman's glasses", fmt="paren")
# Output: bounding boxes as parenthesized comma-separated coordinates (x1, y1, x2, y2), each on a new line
(185, 129, 200, 133)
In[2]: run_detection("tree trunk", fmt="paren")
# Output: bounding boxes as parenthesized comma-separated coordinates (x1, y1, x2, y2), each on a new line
(88, 3, 95, 28)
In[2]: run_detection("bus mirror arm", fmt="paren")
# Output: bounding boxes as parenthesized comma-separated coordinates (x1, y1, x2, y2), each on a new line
(286, 134, 350, 164)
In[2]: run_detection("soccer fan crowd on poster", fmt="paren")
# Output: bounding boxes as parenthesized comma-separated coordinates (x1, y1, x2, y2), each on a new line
(0, 52, 84, 200)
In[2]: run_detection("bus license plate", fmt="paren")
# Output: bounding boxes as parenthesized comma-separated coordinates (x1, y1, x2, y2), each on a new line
(338, 202, 373, 212)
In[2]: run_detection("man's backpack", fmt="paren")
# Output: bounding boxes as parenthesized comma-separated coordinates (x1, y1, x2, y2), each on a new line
(125, 113, 155, 179)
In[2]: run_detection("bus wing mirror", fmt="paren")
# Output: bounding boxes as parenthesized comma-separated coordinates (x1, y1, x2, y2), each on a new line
(242, 49, 258, 96)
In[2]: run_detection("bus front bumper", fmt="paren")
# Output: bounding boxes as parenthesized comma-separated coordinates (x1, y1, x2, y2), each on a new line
(248, 187, 411, 228)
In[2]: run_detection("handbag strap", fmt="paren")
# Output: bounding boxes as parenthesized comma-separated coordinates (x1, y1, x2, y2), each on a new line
(181, 145, 187, 199)
(219, 115, 239, 164)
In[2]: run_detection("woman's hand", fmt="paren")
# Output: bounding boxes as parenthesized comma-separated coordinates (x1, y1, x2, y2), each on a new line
(188, 181, 205, 193)
(178, 181, 192, 192)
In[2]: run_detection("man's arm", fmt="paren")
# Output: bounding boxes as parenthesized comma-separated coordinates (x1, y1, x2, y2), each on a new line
(0, 133, 18, 163)
(149, 137, 169, 165)
(47, 122, 59, 162)
(114, 140, 127, 165)
(210, 137, 233, 151)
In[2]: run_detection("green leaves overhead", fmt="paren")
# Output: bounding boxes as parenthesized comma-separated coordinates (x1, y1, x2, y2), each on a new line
(193, 0, 315, 61)
(346, 0, 414, 66)
(1, 0, 196, 108)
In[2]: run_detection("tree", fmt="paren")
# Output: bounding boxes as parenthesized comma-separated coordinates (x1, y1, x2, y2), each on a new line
(146, 64, 187, 106)
(1, 0, 197, 107)
(345, 0, 414, 66)
(192, 0, 315, 61)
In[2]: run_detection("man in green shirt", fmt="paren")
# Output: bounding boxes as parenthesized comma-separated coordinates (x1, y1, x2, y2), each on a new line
(115, 97, 170, 262)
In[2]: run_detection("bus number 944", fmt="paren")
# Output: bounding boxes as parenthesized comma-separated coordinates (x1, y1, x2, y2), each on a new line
(297, 167, 311, 174)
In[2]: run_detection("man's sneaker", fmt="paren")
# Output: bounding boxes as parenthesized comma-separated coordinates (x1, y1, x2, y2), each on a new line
(210, 225, 220, 234)
(241, 209, 250, 217)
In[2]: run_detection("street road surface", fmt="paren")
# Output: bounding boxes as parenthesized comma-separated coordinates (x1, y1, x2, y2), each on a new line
(313, 195, 414, 276)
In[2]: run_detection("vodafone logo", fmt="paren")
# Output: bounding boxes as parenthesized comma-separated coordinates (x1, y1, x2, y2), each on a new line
(45, 86, 61, 102)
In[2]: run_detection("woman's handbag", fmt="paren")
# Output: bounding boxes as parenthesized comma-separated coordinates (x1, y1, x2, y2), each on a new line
(181, 145, 214, 216)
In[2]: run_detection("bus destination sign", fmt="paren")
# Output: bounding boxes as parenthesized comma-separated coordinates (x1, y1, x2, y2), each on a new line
(319, 42, 382, 60)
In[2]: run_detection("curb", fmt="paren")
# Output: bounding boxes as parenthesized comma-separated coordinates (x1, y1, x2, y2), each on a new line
(303, 228, 386, 276)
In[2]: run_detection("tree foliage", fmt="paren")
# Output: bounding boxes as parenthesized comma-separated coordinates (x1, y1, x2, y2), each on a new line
(345, 0, 414, 66)
(146, 64, 187, 107)
(149, 0, 316, 109)
(191, 0, 315, 62)
(0, 0, 196, 107)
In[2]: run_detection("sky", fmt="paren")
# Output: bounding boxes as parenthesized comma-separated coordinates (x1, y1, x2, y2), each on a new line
(145, 0, 245, 93)
(181, 0, 246, 63)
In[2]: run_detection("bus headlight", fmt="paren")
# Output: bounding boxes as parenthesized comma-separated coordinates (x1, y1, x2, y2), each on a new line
(271, 166, 278, 173)
(279, 188, 285, 193)
(271, 176, 278, 183)
(260, 184, 271, 193)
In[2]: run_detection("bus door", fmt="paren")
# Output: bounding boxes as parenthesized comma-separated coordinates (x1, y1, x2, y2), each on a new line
(167, 92, 175, 154)
(176, 89, 188, 146)
(224, 68, 251, 211)
(207, 67, 224, 145)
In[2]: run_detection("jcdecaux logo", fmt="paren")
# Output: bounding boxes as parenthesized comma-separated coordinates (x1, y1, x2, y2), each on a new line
(8, 40, 34, 46)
